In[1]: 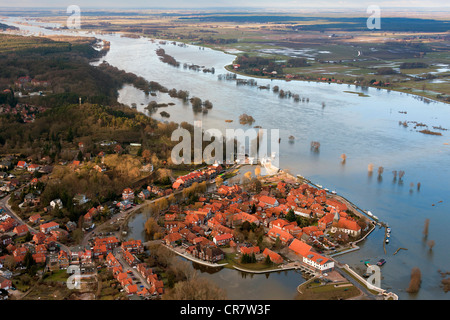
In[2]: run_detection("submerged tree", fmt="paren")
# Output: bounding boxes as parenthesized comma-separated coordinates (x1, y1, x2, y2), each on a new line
(406, 267, 422, 294)
(427, 240, 435, 251)
(368, 163, 374, 176)
(423, 218, 430, 238)
(310, 141, 320, 152)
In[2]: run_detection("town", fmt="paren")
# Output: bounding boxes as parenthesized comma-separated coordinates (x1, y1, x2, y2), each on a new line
(0, 148, 386, 300)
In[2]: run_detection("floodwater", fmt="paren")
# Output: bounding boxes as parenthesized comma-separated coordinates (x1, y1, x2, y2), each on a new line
(4, 17, 450, 300)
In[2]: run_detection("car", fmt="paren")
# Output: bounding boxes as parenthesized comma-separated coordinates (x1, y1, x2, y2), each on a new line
(377, 259, 386, 266)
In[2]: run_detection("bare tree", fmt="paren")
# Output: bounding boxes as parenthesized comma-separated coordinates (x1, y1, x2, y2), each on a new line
(427, 240, 435, 251)
(392, 170, 397, 181)
(368, 163, 374, 176)
(310, 141, 320, 152)
(406, 267, 422, 294)
(423, 218, 430, 238)
(163, 274, 227, 300)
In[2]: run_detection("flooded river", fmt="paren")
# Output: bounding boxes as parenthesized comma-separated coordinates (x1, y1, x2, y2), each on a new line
(4, 18, 450, 300)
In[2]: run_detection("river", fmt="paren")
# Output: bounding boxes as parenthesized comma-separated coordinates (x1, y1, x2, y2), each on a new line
(3, 17, 450, 300)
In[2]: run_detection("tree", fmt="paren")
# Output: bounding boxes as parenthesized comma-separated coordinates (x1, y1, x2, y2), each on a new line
(4, 255, 16, 270)
(286, 209, 296, 222)
(145, 217, 161, 240)
(423, 219, 430, 238)
(406, 267, 422, 294)
(215, 176, 223, 188)
(163, 274, 226, 300)
(24, 231, 33, 242)
(427, 240, 435, 251)
(142, 149, 151, 163)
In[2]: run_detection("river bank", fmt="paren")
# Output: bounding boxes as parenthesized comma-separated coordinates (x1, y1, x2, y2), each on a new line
(223, 64, 449, 106)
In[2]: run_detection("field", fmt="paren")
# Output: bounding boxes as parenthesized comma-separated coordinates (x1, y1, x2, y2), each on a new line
(296, 279, 361, 300)
(26, 10, 450, 103)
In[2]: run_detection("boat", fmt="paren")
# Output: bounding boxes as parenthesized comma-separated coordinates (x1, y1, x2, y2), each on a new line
(377, 259, 386, 266)
(387, 228, 391, 233)
(331, 190, 336, 194)
(385, 239, 389, 244)
(367, 211, 373, 217)
(373, 215, 379, 220)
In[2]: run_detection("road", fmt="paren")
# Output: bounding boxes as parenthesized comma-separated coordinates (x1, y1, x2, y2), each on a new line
(113, 247, 150, 290)
(0, 192, 71, 254)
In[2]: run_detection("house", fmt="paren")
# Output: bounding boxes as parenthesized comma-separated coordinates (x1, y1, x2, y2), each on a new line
(29, 214, 41, 224)
(106, 252, 121, 268)
(27, 164, 40, 172)
(0, 235, 13, 247)
(40, 221, 59, 234)
(16, 161, 27, 169)
(238, 246, 260, 255)
(94, 236, 119, 251)
(122, 188, 135, 201)
(123, 250, 136, 266)
(164, 232, 182, 246)
(269, 219, 289, 230)
(50, 199, 63, 210)
(204, 247, 225, 263)
(32, 253, 47, 264)
(258, 195, 279, 207)
(73, 194, 89, 206)
(138, 189, 151, 200)
(303, 251, 334, 274)
(262, 248, 283, 264)
(125, 284, 138, 295)
(332, 216, 361, 237)
(213, 233, 234, 246)
(289, 239, 334, 274)
(84, 207, 98, 224)
(289, 239, 312, 256)
(94, 164, 107, 173)
(13, 225, 28, 237)
(121, 240, 144, 254)
(267, 227, 294, 244)
(0, 276, 12, 290)
(318, 213, 334, 230)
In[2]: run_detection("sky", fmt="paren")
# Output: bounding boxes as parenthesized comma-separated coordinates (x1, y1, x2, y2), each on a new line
(3, 0, 450, 9)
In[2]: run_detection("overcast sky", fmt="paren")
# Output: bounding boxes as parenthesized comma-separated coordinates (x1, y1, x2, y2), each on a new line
(3, 0, 450, 9)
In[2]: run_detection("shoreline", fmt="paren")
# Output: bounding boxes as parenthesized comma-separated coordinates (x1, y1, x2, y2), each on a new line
(223, 64, 449, 106)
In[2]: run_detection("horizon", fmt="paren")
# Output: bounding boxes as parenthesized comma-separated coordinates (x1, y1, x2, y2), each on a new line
(1, 0, 450, 10)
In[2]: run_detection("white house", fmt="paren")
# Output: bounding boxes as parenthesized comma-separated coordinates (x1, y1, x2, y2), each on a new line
(302, 252, 335, 274)
(50, 199, 63, 210)
(73, 194, 89, 205)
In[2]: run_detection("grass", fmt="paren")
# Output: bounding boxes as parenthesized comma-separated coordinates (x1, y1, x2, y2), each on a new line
(343, 91, 370, 97)
(221, 252, 277, 272)
(42, 269, 70, 283)
(296, 280, 360, 300)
